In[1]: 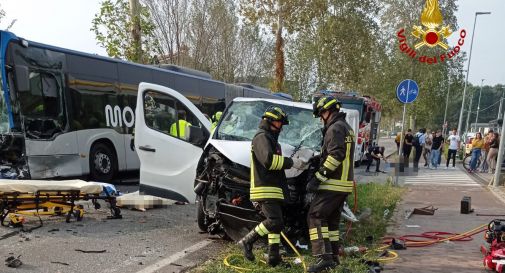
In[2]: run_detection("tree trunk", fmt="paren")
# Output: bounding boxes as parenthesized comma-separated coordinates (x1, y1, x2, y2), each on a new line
(273, 13, 284, 92)
(129, 0, 142, 63)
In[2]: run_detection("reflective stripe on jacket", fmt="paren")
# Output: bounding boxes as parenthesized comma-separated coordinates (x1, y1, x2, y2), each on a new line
(250, 120, 293, 201)
(316, 112, 355, 193)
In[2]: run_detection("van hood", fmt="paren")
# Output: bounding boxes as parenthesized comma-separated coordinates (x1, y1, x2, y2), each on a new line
(206, 139, 316, 170)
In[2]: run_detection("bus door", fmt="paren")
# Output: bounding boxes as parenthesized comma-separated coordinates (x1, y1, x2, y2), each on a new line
(135, 82, 211, 203)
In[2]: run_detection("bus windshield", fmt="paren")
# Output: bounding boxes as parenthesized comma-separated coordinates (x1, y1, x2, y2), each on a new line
(0, 74, 9, 133)
(216, 101, 322, 151)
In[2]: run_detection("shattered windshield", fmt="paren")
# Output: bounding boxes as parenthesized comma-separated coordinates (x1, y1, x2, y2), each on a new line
(216, 101, 322, 151)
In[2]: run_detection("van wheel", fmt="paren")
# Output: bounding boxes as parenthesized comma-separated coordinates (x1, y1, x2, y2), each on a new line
(89, 142, 117, 182)
(197, 196, 209, 232)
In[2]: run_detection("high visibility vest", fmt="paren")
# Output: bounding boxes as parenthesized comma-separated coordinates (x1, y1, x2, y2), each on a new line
(170, 120, 191, 138)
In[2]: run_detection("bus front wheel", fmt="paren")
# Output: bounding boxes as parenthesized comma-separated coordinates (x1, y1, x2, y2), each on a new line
(89, 142, 117, 182)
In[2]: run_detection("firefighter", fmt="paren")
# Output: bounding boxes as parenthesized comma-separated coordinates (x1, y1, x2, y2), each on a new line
(306, 95, 355, 272)
(237, 106, 307, 267)
(170, 110, 191, 139)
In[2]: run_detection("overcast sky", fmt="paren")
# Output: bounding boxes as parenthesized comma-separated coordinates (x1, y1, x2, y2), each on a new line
(2, 0, 504, 86)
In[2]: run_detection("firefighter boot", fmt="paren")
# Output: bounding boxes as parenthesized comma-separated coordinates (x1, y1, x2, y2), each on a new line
(331, 242, 341, 265)
(238, 230, 261, 261)
(267, 244, 281, 267)
(307, 254, 336, 273)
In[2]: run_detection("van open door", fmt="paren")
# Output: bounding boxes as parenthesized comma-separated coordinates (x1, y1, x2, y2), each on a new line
(135, 82, 211, 203)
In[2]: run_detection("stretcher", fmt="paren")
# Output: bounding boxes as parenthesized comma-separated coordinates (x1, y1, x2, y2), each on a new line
(0, 179, 122, 227)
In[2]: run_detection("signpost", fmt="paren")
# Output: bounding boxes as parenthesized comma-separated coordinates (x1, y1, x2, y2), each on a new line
(395, 79, 419, 185)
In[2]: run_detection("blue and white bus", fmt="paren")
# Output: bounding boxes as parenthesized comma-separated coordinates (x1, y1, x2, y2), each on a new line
(0, 31, 283, 181)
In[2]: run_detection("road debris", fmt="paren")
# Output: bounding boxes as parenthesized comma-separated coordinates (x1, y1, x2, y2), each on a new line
(5, 255, 22, 268)
(50, 261, 70, 266)
(75, 249, 107, 253)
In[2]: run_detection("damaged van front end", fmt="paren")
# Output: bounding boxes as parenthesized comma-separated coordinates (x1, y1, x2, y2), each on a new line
(193, 98, 323, 243)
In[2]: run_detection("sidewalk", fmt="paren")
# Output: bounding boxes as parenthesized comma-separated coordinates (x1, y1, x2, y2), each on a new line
(383, 166, 505, 273)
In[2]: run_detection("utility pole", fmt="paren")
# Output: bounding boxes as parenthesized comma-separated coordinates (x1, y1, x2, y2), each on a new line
(465, 87, 474, 133)
(129, 0, 142, 63)
(493, 108, 505, 186)
(474, 79, 485, 132)
(497, 87, 505, 131)
(443, 75, 451, 136)
(456, 12, 491, 136)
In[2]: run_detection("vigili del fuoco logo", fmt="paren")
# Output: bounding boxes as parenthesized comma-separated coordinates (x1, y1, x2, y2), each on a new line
(397, 0, 466, 64)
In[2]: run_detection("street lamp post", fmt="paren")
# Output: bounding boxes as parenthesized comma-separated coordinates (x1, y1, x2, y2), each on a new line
(456, 11, 491, 136)
(443, 75, 451, 136)
(497, 87, 505, 133)
(465, 88, 474, 132)
(474, 79, 485, 131)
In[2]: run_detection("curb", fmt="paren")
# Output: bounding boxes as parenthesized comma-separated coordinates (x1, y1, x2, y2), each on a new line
(487, 185, 505, 205)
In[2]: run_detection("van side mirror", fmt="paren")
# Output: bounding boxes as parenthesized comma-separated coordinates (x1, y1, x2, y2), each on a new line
(14, 65, 30, 92)
(188, 126, 208, 147)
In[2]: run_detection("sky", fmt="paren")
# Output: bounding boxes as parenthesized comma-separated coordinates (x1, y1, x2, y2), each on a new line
(1, 0, 504, 86)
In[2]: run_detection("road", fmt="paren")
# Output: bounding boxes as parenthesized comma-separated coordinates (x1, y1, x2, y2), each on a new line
(0, 199, 223, 273)
(0, 137, 397, 273)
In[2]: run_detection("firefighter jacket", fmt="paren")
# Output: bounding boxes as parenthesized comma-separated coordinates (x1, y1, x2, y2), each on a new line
(250, 120, 294, 201)
(315, 112, 355, 193)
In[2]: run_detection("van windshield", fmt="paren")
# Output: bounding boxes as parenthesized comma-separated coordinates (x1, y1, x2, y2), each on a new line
(216, 101, 322, 150)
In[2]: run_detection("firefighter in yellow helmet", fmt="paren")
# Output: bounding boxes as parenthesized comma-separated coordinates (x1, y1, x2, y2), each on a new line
(237, 106, 307, 267)
(305, 95, 355, 272)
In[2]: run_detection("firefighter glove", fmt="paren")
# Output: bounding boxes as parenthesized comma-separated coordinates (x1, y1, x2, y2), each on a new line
(292, 157, 308, 170)
(306, 176, 321, 193)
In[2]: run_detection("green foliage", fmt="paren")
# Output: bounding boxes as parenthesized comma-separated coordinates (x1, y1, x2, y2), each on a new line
(91, 0, 158, 63)
(190, 183, 404, 273)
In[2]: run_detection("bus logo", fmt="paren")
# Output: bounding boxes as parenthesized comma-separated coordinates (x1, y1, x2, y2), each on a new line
(105, 105, 135, 128)
(397, 0, 466, 64)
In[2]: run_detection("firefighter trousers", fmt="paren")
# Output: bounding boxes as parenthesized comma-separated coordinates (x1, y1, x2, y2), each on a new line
(307, 191, 348, 256)
(253, 201, 283, 245)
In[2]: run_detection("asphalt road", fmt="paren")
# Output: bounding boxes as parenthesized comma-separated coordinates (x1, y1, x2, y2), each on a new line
(0, 198, 223, 273)
(0, 137, 397, 273)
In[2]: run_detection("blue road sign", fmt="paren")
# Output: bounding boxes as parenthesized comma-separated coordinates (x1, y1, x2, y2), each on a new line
(396, 79, 419, 104)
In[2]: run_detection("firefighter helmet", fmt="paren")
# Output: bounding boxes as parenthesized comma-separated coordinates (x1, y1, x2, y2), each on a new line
(262, 106, 289, 125)
(313, 95, 341, 118)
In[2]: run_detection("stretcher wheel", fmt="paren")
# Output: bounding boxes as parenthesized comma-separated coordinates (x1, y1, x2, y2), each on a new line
(54, 207, 63, 216)
(94, 202, 101, 210)
(75, 210, 83, 221)
(66, 212, 72, 223)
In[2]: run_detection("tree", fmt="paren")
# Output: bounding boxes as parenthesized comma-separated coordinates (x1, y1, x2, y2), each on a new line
(239, 0, 326, 92)
(142, 0, 191, 66)
(91, 0, 158, 63)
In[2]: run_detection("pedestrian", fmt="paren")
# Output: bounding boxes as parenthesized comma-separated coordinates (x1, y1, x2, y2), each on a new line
(423, 130, 433, 168)
(366, 146, 387, 173)
(480, 130, 494, 173)
(445, 128, 460, 169)
(403, 129, 413, 167)
(305, 95, 355, 272)
(430, 130, 444, 169)
(413, 128, 425, 169)
(395, 132, 402, 152)
(238, 106, 306, 267)
(487, 132, 500, 174)
(469, 132, 484, 173)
